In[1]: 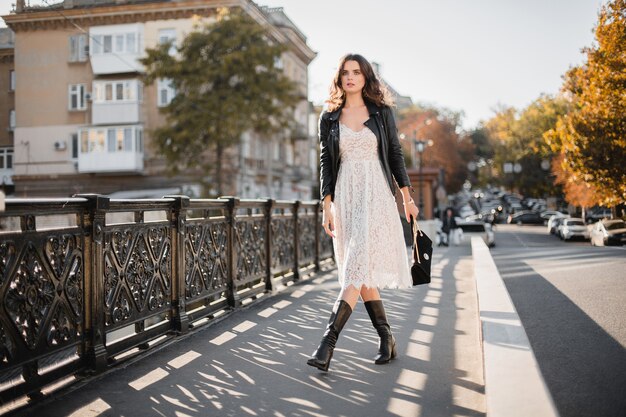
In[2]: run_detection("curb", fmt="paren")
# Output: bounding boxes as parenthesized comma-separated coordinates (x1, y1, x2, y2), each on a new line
(471, 237, 560, 417)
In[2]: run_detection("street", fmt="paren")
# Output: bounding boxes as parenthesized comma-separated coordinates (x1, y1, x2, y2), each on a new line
(491, 224, 626, 417)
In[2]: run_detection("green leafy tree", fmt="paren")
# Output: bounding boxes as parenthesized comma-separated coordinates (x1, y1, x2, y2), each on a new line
(141, 8, 299, 196)
(546, 0, 626, 206)
(484, 96, 568, 197)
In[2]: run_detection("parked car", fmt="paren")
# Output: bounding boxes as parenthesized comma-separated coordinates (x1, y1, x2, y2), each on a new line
(507, 211, 544, 225)
(548, 214, 570, 235)
(540, 210, 567, 222)
(457, 221, 495, 247)
(590, 219, 626, 246)
(586, 207, 612, 223)
(559, 218, 590, 241)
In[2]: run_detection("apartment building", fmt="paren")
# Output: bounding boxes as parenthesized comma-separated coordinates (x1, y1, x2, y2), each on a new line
(0, 28, 14, 195)
(2, 0, 317, 199)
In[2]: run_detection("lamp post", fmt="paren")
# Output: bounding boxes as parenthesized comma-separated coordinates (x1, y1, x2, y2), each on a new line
(415, 139, 431, 219)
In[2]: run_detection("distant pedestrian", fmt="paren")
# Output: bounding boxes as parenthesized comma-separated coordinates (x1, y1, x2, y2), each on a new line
(307, 53, 419, 372)
(442, 208, 458, 246)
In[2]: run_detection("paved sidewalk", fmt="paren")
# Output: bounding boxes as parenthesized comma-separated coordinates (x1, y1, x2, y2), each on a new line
(14, 246, 485, 417)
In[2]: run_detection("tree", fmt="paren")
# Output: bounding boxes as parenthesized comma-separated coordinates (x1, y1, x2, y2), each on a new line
(141, 8, 299, 196)
(397, 106, 475, 193)
(552, 152, 600, 219)
(483, 96, 568, 197)
(546, 0, 626, 206)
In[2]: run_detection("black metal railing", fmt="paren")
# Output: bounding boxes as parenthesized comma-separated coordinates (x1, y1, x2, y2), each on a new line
(0, 195, 333, 405)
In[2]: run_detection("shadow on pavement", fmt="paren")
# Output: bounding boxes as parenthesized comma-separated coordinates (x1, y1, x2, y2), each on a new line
(492, 249, 626, 417)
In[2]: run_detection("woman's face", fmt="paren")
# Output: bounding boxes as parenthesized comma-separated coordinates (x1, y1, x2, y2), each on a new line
(340, 60, 366, 95)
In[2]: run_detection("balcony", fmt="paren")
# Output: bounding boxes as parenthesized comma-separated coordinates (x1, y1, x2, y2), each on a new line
(77, 125, 143, 173)
(92, 101, 141, 125)
(92, 79, 142, 125)
(89, 23, 144, 75)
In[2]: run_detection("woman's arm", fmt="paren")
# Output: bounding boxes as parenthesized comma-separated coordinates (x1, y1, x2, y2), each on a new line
(383, 107, 411, 189)
(400, 185, 419, 222)
(318, 112, 333, 202)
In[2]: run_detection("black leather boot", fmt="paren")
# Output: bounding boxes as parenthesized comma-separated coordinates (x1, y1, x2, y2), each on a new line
(364, 300, 397, 364)
(307, 300, 353, 371)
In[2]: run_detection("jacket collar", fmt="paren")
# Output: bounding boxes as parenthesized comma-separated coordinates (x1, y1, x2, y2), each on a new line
(327, 99, 382, 121)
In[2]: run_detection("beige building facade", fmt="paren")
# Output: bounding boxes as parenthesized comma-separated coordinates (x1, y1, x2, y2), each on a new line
(2, 0, 317, 199)
(0, 28, 14, 194)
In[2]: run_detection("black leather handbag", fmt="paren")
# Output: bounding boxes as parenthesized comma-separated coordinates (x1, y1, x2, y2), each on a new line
(410, 216, 433, 286)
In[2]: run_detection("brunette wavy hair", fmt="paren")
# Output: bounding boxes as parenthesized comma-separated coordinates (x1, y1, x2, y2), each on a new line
(326, 53, 394, 112)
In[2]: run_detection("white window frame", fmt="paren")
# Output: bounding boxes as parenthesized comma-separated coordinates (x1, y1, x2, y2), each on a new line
(0, 148, 13, 170)
(92, 80, 141, 103)
(69, 34, 88, 62)
(9, 70, 15, 92)
(79, 126, 143, 154)
(90, 31, 139, 55)
(68, 84, 87, 111)
(158, 28, 177, 56)
(157, 78, 176, 107)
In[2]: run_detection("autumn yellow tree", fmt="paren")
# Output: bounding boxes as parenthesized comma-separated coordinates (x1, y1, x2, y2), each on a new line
(547, 0, 626, 206)
(397, 106, 474, 193)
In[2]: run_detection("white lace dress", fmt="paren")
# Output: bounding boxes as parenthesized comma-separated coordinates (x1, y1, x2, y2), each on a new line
(330, 123, 412, 290)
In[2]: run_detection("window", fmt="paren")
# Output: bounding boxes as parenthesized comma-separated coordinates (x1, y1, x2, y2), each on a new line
(126, 33, 137, 54)
(103, 35, 112, 53)
(115, 34, 124, 53)
(157, 79, 175, 107)
(91, 32, 138, 55)
(9, 70, 15, 91)
(69, 34, 88, 62)
(93, 80, 140, 103)
(9, 110, 15, 131)
(71, 134, 79, 159)
(158, 29, 176, 55)
(135, 128, 143, 152)
(79, 126, 142, 154)
(0, 148, 13, 170)
(68, 84, 87, 111)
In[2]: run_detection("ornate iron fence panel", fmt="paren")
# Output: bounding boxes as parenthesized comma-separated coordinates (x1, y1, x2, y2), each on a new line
(234, 215, 266, 287)
(0, 232, 84, 374)
(270, 213, 295, 274)
(319, 225, 334, 259)
(297, 208, 316, 267)
(102, 223, 172, 330)
(0, 198, 88, 402)
(184, 219, 228, 302)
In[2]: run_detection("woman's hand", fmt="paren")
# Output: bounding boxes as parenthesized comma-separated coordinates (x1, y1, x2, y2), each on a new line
(404, 199, 420, 223)
(322, 207, 336, 238)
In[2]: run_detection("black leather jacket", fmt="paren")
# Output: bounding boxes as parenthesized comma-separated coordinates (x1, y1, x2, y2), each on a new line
(319, 100, 412, 201)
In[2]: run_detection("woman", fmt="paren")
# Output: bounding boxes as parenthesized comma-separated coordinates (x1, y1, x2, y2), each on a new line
(307, 53, 419, 372)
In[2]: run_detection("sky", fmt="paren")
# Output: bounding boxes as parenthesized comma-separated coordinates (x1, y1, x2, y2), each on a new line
(1, 0, 607, 129)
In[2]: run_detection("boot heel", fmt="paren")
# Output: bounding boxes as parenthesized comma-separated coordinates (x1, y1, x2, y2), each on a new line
(391, 343, 397, 359)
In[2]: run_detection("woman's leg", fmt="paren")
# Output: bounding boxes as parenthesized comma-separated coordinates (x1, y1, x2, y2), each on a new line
(307, 285, 357, 371)
(361, 286, 397, 364)
(359, 286, 381, 302)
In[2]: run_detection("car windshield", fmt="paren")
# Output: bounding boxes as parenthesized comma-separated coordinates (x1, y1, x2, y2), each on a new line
(568, 221, 584, 226)
(606, 221, 625, 230)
